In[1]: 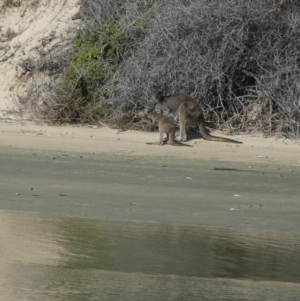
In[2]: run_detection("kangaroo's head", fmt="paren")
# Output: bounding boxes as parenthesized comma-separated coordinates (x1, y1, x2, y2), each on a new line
(145, 106, 160, 124)
(151, 85, 165, 103)
(145, 103, 157, 115)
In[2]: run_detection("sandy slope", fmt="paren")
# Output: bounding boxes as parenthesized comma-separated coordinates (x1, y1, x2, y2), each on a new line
(0, 0, 79, 118)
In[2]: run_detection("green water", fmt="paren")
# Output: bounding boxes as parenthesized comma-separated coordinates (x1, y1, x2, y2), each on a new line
(1, 211, 300, 300)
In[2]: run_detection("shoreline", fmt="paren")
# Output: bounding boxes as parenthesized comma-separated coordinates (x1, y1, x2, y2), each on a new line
(0, 123, 299, 233)
(1, 119, 299, 163)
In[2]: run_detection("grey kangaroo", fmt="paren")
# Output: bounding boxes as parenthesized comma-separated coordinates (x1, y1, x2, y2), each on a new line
(152, 86, 242, 144)
(146, 108, 192, 147)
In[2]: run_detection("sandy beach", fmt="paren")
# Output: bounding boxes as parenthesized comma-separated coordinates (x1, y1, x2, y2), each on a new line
(1, 119, 299, 233)
(1, 119, 299, 163)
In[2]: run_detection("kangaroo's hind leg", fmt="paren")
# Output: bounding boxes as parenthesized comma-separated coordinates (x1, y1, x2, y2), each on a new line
(159, 127, 165, 145)
(175, 119, 187, 142)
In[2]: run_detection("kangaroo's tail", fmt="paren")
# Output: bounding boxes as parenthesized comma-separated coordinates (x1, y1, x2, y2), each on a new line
(199, 121, 242, 144)
(169, 137, 193, 147)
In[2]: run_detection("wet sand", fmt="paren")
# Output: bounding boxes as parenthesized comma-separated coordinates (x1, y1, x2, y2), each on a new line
(1, 120, 299, 233)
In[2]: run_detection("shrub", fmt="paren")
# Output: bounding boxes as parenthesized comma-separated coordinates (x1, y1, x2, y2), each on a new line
(33, 0, 300, 136)
(37, 25, 122, 123)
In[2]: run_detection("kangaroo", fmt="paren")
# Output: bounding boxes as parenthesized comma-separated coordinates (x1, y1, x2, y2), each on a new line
(146, 109, 192, 147)
(152, 86, 242, 144)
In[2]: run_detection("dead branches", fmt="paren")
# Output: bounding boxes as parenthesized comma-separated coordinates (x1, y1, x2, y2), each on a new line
(32, 0, 300, 136)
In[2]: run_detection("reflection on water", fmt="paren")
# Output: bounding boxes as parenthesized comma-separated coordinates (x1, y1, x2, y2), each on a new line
(0, 210, 300, 301)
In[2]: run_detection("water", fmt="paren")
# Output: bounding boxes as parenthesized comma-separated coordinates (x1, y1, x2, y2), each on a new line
(1, 210, 299, 300)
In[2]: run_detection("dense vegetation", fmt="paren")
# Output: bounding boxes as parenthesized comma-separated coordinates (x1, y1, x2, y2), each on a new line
(29, 0, 300, 136)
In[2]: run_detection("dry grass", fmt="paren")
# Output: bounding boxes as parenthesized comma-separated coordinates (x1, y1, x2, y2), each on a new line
(3, 27, 19, 41)
(0, 0, 21, 12)
(0, 0, 44, 13)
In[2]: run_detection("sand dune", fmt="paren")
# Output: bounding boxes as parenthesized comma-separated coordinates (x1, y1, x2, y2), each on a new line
(0, 0, 79, 119)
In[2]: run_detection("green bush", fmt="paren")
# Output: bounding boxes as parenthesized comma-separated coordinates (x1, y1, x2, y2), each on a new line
(45, 25, 122, 123)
